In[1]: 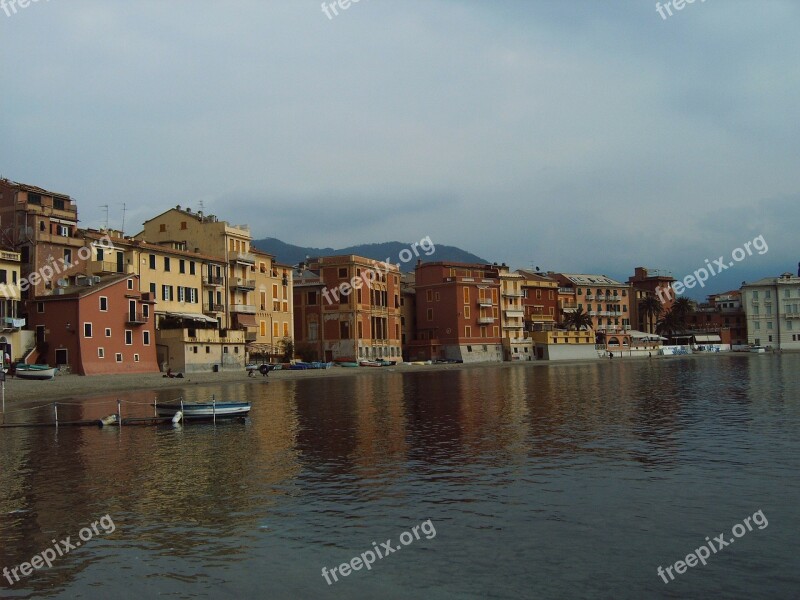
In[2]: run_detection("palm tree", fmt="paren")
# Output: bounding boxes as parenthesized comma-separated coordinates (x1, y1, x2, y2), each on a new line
(565, 307, 593, 331)
(672, 297, 693, 320)
(656, 309, 682, 341)
(640, 295, 663, 333)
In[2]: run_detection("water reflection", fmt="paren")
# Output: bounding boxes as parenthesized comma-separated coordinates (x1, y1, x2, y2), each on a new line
(1, 355, 799, 599)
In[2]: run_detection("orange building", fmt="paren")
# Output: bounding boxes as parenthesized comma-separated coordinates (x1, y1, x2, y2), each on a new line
(26, 274, 158, 375)
(409, 261, 502, 362)
(628, 267, 677, 333)
(549, 272, 631, 333)
(293, 255, 401, 362)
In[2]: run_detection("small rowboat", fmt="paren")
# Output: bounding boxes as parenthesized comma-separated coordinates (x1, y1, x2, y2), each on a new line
(156, 401, 251, 419)
(359, 360, 382, 367)
(337, 362, 359, 368)
(14, 364, 58, 380)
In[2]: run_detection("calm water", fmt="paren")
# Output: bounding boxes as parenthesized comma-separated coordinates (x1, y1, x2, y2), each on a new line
(1, 355, 799, 599)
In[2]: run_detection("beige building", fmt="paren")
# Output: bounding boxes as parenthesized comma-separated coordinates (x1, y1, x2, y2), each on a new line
(742, 272, 800, 350)
(0, 250, 31, 363)
(497, 266, 529, 360)
(252, 248, 294, 360)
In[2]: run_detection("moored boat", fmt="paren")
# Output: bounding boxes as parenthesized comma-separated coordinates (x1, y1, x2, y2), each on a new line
(14, 364, 57, 380)
(155, 401, 251, 418)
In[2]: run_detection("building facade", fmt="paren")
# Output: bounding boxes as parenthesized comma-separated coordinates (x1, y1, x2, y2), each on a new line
(26, 275, 159, 375)
(410, 261, 502, 362)
(293, 255, 402, 362)
(742, 272, 800, 349)
(628, 267, 677, 333)
(549, 272, 632, 333)
(0, 250, 29, 363)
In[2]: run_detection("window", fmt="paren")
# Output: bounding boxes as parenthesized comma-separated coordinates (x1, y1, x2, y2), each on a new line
(84, 323, 92, 338)
(466, 345, 473, 352)
(206, 346, 211, 354)
(767, 322, 773, 330)
(0, 270, 5, 284)
(150, 283, 156, 295)
(149, 254, 156, 269)
(98, 348, 105, 358)
(127, 279, 133, 290)
(143, 304, 149, 318)
(283, 322, 289, 336)
(427, 308, 433, 321)
(536, 289, 542, 299)
(307, 291, 317, 305)
(180, 221, 187, 230)
(164, 257, 171, 272)
(100, 296, 108, 311)
(116, 353, 123, 362)
(464, 306, 470, 319)
(340, 321, 351, 339)
(105, 328, 112, 337)
(179, 260, 186, 274)
(465, 326, 472, 337)
(338, 268, 347, 278)
(273, 322, 279, 337)
(125, 330, 133, 345)
(64, 249, 72, 266)
(223, 346, 229, 354)
(37, 302, 44, 313)
(752, 291, 759, 300)
(189, 261, 196, 275)
(162, 285, 173, 301)
(765, 290, 771, 299)
(427, 290, 433, 302)
(143, 331, 151, 345)
(134, 354, 140, 362)
(464, 288, 470, 304)
(435, 292, 440, 301)
(178, 287, 185, 302)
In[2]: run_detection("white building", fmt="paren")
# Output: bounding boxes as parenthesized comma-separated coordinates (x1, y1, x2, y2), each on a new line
(741, 272, 800, 349)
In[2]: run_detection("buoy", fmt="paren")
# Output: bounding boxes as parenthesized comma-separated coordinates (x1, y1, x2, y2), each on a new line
(98, 415, 118, 427)
(172, 411, 183, 425)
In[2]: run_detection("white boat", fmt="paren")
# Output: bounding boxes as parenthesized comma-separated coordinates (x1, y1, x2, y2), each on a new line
(749, 346, 767, 354)
(14, 364, 57, 380)
(155, 401, 251, 418)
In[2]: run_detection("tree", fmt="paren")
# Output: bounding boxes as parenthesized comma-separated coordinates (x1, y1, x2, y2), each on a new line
(672, 297, 693, 321)
(656, 309, 682, 340)
(640, 295, 663, 333)
(279, 337, 295, 362)
(564, 307, 593, 331)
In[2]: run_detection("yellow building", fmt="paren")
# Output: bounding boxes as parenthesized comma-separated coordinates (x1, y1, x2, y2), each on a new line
(252, 248, 294, 360)
(0, 250, 30, 363)
(135, 206, 293, 362)
(530, 329, 597, 361)
(497, 266, 529, 360)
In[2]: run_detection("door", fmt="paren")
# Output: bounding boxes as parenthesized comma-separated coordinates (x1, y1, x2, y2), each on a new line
(55, 348, 68, 366)
(129, 300, 137, 322)
(116, 251, 124, 273)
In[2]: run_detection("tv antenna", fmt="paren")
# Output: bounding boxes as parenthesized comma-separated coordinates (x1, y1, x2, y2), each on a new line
(101, 205, 109, 230)
(120, 203, 126, 236)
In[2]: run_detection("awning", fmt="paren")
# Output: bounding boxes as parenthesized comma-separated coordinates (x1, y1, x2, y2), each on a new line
(165, 312, 218, 324)
(694, 334, 722, 343)
(627, 330, 667, 340)
(236, 313, 258, 328)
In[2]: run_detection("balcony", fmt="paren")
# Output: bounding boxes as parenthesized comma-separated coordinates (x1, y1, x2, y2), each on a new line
(231, 304, 257, 314)
(589, 311, 597, 316)
(477, 317, 495, 324)
(231, 278, 256, 291)
(585, 294, 594, 300)
(88, 260, 134, 275)
(502, 323, 524, 329)
(504, 309, 525, 318)
(2, 316, 25, 329)
(230, 252, 256, 265)
(245, 332, 258, 342)
(502, 291, 524, 298)
(203, 302, 224, 313)
(477, 299, 493, 307)
(527, 314, 555, 322)
(203, 275, 224, 287)
(126, 312, 149, 326)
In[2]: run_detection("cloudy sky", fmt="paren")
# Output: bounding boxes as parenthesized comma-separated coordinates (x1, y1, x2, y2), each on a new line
(2, 0, 798, 298)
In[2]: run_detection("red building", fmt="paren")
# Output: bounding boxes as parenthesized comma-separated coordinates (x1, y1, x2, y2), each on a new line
(26, 274, 158, 375)
(687, 290, 747, 347)
(409, 261, 502, 362)
(628, 267, 677, 333)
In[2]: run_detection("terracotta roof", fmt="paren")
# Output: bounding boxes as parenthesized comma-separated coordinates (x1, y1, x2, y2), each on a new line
(2, 179, 71, 199)
(35, 274, 137, 301)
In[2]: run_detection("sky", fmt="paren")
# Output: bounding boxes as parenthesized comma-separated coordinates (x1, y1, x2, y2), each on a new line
(2, 0, 798, 299)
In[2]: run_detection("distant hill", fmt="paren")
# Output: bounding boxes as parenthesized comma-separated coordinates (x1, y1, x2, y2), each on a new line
(251, 238, 489, 270)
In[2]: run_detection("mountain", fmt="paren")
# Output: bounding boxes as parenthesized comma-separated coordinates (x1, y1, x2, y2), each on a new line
(251, 237, 489, 270)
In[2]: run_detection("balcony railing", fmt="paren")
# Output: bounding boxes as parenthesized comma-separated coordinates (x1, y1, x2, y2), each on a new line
(504, 309, 525, 318)
(231, 304, 257, 314)
(230, 252, 256, 264)
(231, 278, 256, 290)
(203, 302, 224, 313)
(88, 260, 134, 275)
(503, 291, 524, 298)
(126, 312, 148, 325)
(245, 332, 258, 342)
(477, 317, 495, 324)
(203, 275, 224, 286)
(477, 300, 493, 307)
